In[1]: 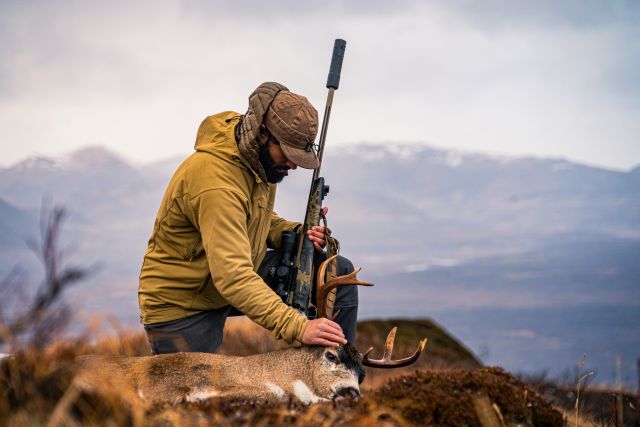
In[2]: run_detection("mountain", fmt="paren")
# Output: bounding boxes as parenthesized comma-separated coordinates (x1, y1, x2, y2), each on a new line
(0, 144, 638, 382)
(0, 197, 37, 248)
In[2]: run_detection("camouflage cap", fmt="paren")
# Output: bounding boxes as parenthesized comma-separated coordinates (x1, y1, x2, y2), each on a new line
(264, 92, 319, 169)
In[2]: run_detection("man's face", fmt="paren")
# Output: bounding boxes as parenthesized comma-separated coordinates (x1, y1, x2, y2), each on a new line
(258, 128, 298, 184)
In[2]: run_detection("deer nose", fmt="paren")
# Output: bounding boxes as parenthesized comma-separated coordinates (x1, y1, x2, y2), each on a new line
(335, 387, 360, 399)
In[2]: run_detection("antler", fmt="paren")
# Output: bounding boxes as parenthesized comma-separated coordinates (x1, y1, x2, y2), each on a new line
(316, 255, 427, 368)
(362, 327, 428, 368)
(316, 255, 373, 319)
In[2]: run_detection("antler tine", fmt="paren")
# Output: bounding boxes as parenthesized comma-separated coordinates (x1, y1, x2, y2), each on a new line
(323, 267, 372, 293)
(316, 255, 373, 319)
(382, 326, 397, 360)
(362, 347, 374, 358)
(362, 327, 428, 368)
(315, 253, 335, 290)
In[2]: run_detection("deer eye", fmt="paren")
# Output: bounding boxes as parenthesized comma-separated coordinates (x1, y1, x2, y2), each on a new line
(325, 352, 337, 362)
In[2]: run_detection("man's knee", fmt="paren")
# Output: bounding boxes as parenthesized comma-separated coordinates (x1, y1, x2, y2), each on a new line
(144, 309, 229, 354)
(336, 255, 354, 275)
(334, 255, 358, 307)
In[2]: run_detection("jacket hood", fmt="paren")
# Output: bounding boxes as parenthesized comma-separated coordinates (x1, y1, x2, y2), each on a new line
(194, 111, 242, 157)
(194, 111, 265, 181)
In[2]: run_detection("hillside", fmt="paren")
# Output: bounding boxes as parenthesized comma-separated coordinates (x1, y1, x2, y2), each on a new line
(357, 318, 481, 384)
(0, 197, 36, 249)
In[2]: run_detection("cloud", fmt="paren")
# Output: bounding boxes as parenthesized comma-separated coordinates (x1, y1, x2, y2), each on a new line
(0, 0, 638, 170)
(442, 0, 640, 30)
(497, 328, 566, 350)
(500, 329, 538, 339)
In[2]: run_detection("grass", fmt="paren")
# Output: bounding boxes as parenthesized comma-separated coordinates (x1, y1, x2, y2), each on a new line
(0, 316, 573, 427)
(520, 368, 639, 426)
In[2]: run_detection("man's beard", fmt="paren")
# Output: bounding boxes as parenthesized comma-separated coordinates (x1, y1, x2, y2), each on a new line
(259, 143, 289, 184)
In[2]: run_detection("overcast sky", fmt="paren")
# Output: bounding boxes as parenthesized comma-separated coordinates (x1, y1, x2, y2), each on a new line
(1, 0, 638, 170)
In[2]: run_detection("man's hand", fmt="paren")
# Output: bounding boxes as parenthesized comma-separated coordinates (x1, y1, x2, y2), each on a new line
(306, 207, 329, 252)
(301, 317, 347, 347)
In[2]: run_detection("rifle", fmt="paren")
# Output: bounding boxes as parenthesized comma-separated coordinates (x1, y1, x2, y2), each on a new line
(268, 39, 346, 319)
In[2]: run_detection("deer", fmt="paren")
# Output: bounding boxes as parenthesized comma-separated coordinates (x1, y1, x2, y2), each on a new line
(47, 256, 427, 426)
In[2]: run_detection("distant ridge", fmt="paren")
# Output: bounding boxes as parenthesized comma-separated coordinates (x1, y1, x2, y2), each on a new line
(5, 143, 638, 174)
(331, 142, 638, 173)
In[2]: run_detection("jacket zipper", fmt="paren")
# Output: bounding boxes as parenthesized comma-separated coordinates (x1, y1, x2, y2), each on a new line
(188, 239, 200, 261)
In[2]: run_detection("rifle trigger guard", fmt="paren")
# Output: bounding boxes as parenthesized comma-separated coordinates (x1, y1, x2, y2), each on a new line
(307, 304, 317, 320)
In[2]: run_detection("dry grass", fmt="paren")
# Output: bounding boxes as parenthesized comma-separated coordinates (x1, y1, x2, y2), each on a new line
(0, 333, 566, 427)
(0, 315, 575, 426)
(521, 369, 639, 427)
(220, 317, 289, 356)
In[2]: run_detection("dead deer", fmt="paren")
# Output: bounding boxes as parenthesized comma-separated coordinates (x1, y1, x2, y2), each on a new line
(47, 257, 427, 425)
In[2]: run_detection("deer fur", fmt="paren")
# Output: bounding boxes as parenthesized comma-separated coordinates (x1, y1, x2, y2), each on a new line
(47, 344, 365, 426)
(47, 258, 427, 427)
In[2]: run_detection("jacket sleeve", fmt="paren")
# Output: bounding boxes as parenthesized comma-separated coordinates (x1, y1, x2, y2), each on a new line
(194, 188, 308, 344)
(267, 211, 301, 249)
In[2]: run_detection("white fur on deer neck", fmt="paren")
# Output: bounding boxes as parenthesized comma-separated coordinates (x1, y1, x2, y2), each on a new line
(292, 380, 324, 404)
(185, 390, 220, 403)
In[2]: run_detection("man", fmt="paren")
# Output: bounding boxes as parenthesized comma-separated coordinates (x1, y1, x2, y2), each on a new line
(138, 82, 358, 354)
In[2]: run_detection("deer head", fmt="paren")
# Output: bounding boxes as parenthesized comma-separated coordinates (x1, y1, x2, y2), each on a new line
(316, 255, 428, 368)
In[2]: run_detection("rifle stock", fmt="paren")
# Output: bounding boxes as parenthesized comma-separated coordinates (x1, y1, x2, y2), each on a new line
(290, 177, 329, 317)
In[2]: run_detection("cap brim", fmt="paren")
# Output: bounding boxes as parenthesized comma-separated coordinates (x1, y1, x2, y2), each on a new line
(280, 142, 320, 169)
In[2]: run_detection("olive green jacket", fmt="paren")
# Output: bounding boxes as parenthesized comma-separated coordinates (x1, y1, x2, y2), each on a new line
(138, 111, 308, 344)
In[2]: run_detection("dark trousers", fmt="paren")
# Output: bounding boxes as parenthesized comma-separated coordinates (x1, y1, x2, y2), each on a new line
(144, 251, 358, 354)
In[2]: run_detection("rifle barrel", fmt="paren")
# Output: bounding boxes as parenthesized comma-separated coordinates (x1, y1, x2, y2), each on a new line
(313, 88, 334, 181)
(313, 38, 345, 180)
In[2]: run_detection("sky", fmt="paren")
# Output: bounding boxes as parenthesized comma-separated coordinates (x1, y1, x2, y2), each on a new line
(1, 0, 639, 171)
